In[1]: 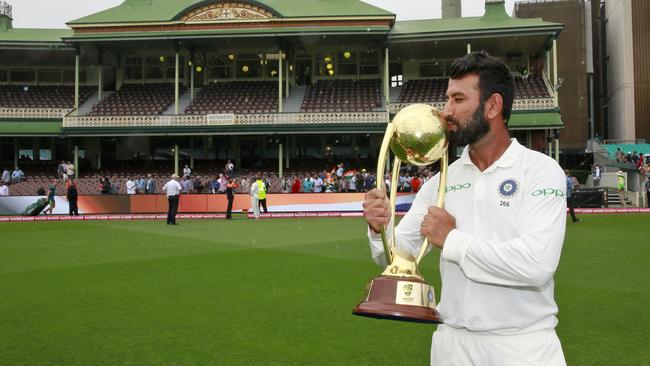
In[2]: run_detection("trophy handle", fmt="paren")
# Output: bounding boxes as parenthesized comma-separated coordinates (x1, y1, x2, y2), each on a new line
(376, 123, 396, 264)
(415, 150, 448, 266)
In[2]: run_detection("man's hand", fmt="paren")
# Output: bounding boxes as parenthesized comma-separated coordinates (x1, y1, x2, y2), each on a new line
(420, 206, 456, 249)
(363, 188, 390, 233)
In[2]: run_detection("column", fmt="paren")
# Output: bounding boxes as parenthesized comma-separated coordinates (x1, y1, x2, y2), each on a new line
(467, 43, 472, 54)
(97, 139, 102, 170)
(552, 38, 558, 108)
(190, 137, 194, 169)
(278, 143, 283, 178)
(554, 134, 560, 163)
(285, 55, 290, 98)
(278, 50, 283, 113)
(285, 137, 290, 169)
(190, 56, 195, 101)
(384, 48, 390, 107)
(98, 49, 104, 101)
(74, 46, 80, 114)
(174, 144, 179, 176)
(175, 48, 180, 114)
(74, 145, 79, 178)
(13, 137, 18, 169)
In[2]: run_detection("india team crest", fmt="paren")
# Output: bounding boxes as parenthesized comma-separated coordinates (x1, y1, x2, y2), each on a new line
(498, 178, 519, 199)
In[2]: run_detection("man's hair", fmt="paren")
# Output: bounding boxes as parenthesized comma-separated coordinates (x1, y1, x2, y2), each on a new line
(449, 51, 515, 122)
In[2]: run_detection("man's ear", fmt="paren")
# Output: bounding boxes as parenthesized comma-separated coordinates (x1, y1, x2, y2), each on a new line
(485, 93, 504, 121)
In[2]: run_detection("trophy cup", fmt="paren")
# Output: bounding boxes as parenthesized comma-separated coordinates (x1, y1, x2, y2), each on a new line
(352, 103, 448, 324)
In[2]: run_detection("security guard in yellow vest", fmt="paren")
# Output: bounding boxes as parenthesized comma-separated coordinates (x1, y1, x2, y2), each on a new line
(257, 178, 268, 213)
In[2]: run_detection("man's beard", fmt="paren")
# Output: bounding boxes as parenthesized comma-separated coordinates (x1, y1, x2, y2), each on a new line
(446, 101, 489, 145)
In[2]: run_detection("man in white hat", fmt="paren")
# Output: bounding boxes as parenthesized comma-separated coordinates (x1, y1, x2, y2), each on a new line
(162, 173, 182, 225)
(616, 171, 626, 208)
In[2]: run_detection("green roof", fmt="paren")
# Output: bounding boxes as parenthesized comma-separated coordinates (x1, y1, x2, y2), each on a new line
(508, 112, 563, 130)
(0, 120, 62, 135)
(64, 25, 391, 41)
(68, 0, 394, 25)
(0, 28, 72, 44)
(390, 2, 561, 40)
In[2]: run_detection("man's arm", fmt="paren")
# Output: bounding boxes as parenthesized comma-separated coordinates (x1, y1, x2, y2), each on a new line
(440, 161, 566, 288)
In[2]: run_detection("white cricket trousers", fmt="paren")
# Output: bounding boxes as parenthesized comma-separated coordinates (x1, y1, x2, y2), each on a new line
(250, 196, 260, 218)
(430, 324, 566, 366)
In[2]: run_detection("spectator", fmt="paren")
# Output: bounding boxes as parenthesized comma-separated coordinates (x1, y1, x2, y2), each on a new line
(591, 164, 601, 187)
(347, 173, 357, 192)
(183, 164, 191, 178)
(363, 172, 376, 192)
(218, 173, 228, 194)
(66, 161, 75, 178)
(313, 174, 324, 193)
(145, 174, 156, 194)
(210, 176, 219, 194)
(181, 176, 192, 194)
(281, 177, 290, 193)
(2, 167, 9, 185)
(411, 173, 422, 193)
(136, 175, 146, 194)
(194, 175, 204, 193)
(646, 177, 650, 208)
(225, 160, 235, 177)
(291, 175, 302, 193)
(303, 175, 313, 193)
(57, 161, 66, 178)
(126, 177, 137, 195)
(0, 180, 8, 196)
(100, 177, 111, 194)
(11, 167, 25, 182)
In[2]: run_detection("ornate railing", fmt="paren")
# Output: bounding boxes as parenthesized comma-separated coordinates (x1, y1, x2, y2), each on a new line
(388, 102, 446, 114)
(63, 112, 389, 128)
(0, 107, 71, 119)
(511, 98, 556, 111)
(389, 98, 556, 114)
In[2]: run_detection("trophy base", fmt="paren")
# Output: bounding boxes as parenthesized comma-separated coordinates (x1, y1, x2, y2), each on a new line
(352, 276, 442, 324)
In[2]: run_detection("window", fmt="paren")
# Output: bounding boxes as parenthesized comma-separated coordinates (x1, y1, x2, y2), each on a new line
(145, 57, 164, 79)
(18, 149, 34, 161)
(125, 57, 143, 80)
(10, 69, 36, 83)
(391, 75, 403, 87)
(420, 62, 445, 78)
(39, 149, 52, 161)
(38, 70, 62, 83)
(360, 51, 379, 75)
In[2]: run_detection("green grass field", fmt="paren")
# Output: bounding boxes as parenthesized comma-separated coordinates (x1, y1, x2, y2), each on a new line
(1, 214, 648, 365)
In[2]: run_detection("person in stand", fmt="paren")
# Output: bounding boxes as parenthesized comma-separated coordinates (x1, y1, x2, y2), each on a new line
(0, 180, 9, 196)
(645, 175, 650, 208)
(145, 174, 156, 194)
(66, 178, 79, 216)
(226, 177, 239, 220)
(126, 177, 137, 195)
(183, 164, 191, 178)
(591, 164, 601, 187)
(363, 51, 567, 365)
(162, 174, 182, 225)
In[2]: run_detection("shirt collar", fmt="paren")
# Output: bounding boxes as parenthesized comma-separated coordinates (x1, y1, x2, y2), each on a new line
(457, 138, 524, 170)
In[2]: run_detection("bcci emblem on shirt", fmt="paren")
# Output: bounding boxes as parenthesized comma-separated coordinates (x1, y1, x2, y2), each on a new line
(498, 178, 519, 199)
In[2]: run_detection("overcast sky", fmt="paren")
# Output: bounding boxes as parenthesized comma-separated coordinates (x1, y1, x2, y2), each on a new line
(7, 0, 518, 28)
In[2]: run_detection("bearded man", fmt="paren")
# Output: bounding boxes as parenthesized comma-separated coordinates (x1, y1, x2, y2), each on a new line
(362, 51, 567, 366)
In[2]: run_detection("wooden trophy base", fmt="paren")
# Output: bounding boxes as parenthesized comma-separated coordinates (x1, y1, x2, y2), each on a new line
(353, 276, 442, 324)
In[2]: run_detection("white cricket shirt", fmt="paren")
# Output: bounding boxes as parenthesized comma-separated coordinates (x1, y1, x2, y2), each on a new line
(162, 180, 182, 197)
(369, 139, 567, 335)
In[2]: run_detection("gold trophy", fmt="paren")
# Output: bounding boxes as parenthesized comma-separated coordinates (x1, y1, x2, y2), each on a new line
(353, 103, 448, 323)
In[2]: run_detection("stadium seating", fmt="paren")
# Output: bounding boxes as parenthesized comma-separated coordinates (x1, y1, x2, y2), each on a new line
(88, 83, 180, 116)
(397, 79, 448, 103)
(0, 85, 95, 109)
(397, 75, 551, 103)
(601, 143, 650, 161)
(185, 81, 278, 114)
(300, 79, 382, 112)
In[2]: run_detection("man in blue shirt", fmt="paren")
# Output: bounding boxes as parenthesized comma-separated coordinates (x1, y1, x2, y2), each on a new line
(565, 170, 580, 223)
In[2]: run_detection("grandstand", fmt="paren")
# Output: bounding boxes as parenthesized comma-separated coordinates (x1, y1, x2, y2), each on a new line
(0, 0, 573, 200)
